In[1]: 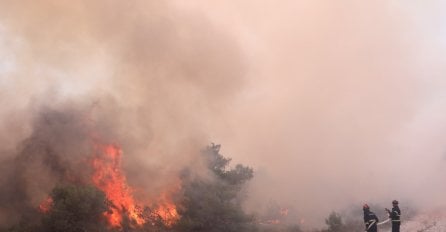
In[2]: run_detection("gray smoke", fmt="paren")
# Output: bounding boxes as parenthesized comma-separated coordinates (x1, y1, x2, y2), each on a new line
(1, 0, 446, 229)
(0, 0, 246, 227)
(177, 0, 446, 228)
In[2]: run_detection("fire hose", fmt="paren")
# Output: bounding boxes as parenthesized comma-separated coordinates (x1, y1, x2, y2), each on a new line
(364, 215, 391, 231)
(377, 218, 390, 225)
(377, 212, 391, 225)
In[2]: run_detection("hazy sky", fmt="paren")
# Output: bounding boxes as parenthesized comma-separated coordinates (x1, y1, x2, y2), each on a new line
(1, 0, 446, 227)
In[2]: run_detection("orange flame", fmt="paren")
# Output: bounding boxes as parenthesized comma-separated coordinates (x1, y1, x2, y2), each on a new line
(91, 144, 144, 226)
(152, 192, 179, 226)
(37, 141, 179, 228)
(38, 197, 53, 213)
(91, 143, 179, 227)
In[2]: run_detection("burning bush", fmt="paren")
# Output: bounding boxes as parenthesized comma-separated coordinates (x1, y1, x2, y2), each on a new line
(0, 105, 259, 232)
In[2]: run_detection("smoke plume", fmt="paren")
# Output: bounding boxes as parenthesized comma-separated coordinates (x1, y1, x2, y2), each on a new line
(1, 0, 446, 229)
(0, 0, 245, 226)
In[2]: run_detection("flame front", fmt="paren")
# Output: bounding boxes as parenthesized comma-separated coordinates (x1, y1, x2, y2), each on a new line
(91, 144, 144, 226)
(153, 192, 179, 226)
(91, 143, 179, 227)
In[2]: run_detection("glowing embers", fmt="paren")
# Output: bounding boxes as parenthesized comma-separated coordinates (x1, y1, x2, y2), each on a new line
(38, 196, 53, 213)
(151, 192, 179, 226)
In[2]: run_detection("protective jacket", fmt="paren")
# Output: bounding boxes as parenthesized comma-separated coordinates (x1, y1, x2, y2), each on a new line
(363, 209, 379, 232)
(389, 206, 401, 232)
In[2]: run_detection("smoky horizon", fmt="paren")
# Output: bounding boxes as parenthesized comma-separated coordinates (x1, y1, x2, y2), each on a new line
(1, 0, 446, 230)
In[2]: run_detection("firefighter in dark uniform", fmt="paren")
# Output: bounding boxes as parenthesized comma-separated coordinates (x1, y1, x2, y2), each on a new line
(385, 200, 401, 232)
(363, 204, 379, 232)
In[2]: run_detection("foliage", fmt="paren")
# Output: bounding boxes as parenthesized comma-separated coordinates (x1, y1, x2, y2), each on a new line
(40, 184, 110, 232)
(127, 206, 171, 232)
(6, 221, 38, 232)
(258, 224, 303, 232)
(324, 211, 343, 232)
(174, 143, 256, 232)
(7, 144, 257, 232)
(317, 210, 366, 232)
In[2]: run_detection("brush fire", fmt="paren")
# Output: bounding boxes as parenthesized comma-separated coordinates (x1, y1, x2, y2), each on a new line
(2, 0, 446, 232)
(91, 142, 178, 227)
(0, 108, 257, 232)
(36, 139, 179, 228)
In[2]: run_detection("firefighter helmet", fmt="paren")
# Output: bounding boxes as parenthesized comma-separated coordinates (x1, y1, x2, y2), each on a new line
(392, 200, 398, 204)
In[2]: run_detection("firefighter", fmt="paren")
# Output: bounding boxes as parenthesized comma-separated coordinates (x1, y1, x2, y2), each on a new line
(385, 200, 401, 232)
(363, 204, 379, 232)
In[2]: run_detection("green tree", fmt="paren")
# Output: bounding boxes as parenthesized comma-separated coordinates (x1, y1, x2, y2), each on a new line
(41, 184, 110, 232)
(174, 144, 256, 232)
(324, 211, 344, 232)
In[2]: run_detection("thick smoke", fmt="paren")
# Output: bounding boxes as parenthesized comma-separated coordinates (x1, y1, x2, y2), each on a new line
(0, 0, 245, 226)
(1, 0, 446, 229)
(0, 104, 92, 223)
(175, 0, 446, 227)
